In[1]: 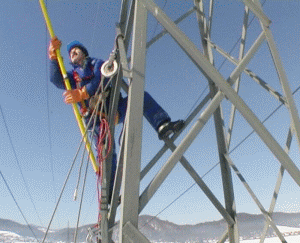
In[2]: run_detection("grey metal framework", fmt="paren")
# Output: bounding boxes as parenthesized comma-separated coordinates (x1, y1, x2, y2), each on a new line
(97, 0, 300, 242)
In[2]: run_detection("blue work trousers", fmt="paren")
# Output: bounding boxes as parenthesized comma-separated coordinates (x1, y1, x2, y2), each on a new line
(118, 91, 171, 130)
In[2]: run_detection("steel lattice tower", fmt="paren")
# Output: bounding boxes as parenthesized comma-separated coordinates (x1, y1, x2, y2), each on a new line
(97, 1, 300, 242)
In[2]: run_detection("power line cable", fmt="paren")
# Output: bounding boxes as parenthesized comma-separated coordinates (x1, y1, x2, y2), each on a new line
(42, 138, 84, 243)
(45, 2, 58, 209)
(0, 170, 39, 241)
(229, 85, 300, 155)
(74, 157, 90, 243)
(89, 0, 101, 51)
(141, 159, 220, 229)
(184, 85, 209, 120)
(44, 0, 65, 230)
(217, 0, 267, 71)
(0, 105, 44, 228)
(44, 0, 61, 230)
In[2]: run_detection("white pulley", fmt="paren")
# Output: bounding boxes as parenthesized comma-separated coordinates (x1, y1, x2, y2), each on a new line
(101, 59, 118, 78)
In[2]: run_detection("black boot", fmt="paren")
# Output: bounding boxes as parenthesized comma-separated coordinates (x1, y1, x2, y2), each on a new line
(158, 120, 185, 140)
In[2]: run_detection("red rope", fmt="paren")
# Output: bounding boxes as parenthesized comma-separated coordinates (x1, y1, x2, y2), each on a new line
(97, 171, 102, 222)
(96, 118, 112, 222)
(97, 118, 112, 163)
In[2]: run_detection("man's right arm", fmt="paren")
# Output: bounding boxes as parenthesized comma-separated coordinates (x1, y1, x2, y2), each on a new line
(49, 60, 66, 89)
(48, 36, 75, 90)
(49, 59, 76, 90)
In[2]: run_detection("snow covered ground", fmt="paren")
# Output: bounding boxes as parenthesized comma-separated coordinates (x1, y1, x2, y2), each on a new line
(234, 226, 300, 243)
(277, 225, 300, 234)
(1, 225, 299, 242)
(240, 235, 300, 243)
(0, 230, 22, 238)
(0, 230, 26, 242)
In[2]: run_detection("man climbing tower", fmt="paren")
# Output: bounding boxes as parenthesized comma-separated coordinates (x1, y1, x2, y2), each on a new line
(48, 36, 184, 199)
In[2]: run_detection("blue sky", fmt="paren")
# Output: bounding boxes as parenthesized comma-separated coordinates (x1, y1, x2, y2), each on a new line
(0, 0, 300, 231)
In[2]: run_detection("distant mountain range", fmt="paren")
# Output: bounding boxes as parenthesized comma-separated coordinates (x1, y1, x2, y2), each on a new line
(0, 212, 299, 242)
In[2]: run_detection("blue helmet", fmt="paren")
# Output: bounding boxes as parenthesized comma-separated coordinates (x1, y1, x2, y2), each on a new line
(67, 40, 89, 57)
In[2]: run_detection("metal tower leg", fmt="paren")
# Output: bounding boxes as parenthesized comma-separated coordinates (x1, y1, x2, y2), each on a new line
(119, 1, 149, 242)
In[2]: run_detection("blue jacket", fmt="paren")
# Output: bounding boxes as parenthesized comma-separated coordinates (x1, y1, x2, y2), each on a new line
(50, 57, 106, 99)
(50, 57, 171, 130)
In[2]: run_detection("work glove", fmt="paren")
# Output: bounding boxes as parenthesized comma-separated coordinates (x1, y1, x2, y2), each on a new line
(48, 36, 62, 60)
(63, 86, 90, 104)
